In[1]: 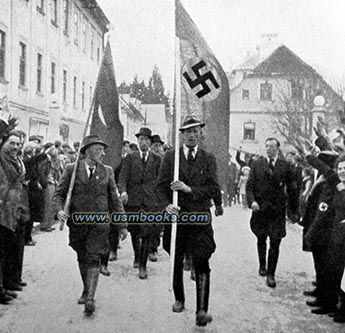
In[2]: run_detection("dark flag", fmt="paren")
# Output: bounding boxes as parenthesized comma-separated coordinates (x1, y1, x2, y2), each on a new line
(90, 41, 124, 171)
(176, 0, 230, 187)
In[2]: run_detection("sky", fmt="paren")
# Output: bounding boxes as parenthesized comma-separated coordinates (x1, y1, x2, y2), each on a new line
(97, 0, 345, 94)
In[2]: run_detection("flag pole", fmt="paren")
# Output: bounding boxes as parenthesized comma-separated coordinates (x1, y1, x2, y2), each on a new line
(169, 32, 181, 291)
(59, 95, 95, 231)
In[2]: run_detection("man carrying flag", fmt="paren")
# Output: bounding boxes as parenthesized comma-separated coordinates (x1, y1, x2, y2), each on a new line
(157, 115, 223, 327)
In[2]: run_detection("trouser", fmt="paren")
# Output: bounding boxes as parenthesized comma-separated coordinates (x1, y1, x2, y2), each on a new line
(41, 183, 56, 229)
(257, 236, 281, 276)
(100, 224, 120, 267)
(149, 225, 162, 254)
(2, 225, 25, 287)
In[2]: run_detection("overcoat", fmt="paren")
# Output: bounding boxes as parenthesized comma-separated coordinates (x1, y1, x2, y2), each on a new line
(246, 156, 298, 239)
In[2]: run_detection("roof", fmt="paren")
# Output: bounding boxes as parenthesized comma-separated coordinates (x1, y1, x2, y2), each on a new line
(119, 95, 145, 122)
(236, 53, 260, 71)
(252, 45, 320, 77)
(82, 0, 110, 32)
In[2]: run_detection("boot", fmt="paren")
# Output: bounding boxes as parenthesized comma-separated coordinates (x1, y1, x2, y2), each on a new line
(131, 233, 140, 268)
(0, 286, 13, 304)
(172, 258, 185, 312)
(195, 272, 213, 326)
(139, 237, 149, 279)
(78, 263, 88, 304)
(84, 267, 100, 315)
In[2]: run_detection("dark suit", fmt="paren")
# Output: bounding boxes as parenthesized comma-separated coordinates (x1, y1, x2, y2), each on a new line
(53, 160, 123, 265)
(246, 156, 298, 276)
(118, 150, 162, 269)
(156, 147, 221, 305)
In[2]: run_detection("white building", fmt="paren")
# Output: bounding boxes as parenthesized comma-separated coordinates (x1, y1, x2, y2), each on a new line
(0, 0, 109, 144)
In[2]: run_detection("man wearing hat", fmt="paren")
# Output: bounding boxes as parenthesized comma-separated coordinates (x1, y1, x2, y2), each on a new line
(54, 134, 127, 315)
(246, 137, 298, 288)
(151, 134, 165, 157)
(118, 127, 162, 279)
(156, 114, 223, 327)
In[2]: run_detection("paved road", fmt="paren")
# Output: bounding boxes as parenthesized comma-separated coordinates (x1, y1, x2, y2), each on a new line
(0, 205, 343, 332)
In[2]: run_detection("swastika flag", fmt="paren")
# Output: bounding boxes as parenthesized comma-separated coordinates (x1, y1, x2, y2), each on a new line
(176, 0, 230, 187)
(90, 41, 124, 171)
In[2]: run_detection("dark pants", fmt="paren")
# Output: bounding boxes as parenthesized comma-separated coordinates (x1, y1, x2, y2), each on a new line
(101, 223, 120, 267)
(0, 225, 25, 287)
(257, 236, 281, 275)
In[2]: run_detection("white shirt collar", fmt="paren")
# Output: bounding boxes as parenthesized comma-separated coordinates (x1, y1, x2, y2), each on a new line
(183, 144, 198, 160)
(85, 161, 96, 177)
(267, 155, 278, 166)
(139, 149, 150, 161)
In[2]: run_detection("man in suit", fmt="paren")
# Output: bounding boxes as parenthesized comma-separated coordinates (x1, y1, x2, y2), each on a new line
(118, 127, 162, 279)
(156, 115, 223, 327)
(54, 134, 127, 316)
(246, 137, 298, 288)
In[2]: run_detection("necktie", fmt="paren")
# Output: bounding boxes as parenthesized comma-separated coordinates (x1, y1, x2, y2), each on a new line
(268, 158, 274, 172)
(89, 167, 94, 180)
(142, 152, 147, 164)
(187, 148, 194, 162)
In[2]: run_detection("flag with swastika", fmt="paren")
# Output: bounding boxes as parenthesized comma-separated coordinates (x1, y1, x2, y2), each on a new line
(176, 0, 230, 189)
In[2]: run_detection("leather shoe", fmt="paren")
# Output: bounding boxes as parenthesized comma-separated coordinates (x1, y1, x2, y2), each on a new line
(6, 283, 23, 291)
(303, 289, 318, 297)
(259, 268, 267, 276)
(149, 252, 158, 262)
(196, 310, 213, 326)
(133, 260, 139, 268)
(25, 240, 36, 246)
(311, 307, 336, 315)
(0, 293, 13, 304)
(78, 291, 87, 305)
(6, 290, 17, 298)
(306, 300, 322, 307)
(266, 275, 276, 288)
(333, 314, 345, 323)
(139, 267, 147, 279)
(18, 281, 27, 287)
(172, 300, 185, 312)
(100, 265, 110, 276)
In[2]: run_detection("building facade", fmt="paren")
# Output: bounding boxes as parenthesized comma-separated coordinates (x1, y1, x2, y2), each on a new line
(0, 0, 109, 143)
(229, 45, 344, 156)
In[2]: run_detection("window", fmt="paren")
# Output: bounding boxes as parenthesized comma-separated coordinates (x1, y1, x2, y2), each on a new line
(260, 82, 272, 101)
(51, 0, 58, 25)
(90, 30, 94, 59)
(51, 62, 56, 94)
(0, 30, 5, 80)
(63, 0, 69, 34)
(81, 81, 85, 110)
(73, 11, 78, 45)
(19, 42, 26, 86)
(37, 53, 42, 93)
(242, 89, 249, 100)
(73, 76, 77, 107)
(63, 70, 67, 103)
(243, 122, 255, 140)
(37, 0, 44, 13)
(82, 21, 87, 52)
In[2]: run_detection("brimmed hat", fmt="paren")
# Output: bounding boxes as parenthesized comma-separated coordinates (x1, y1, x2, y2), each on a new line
(135, 127, 152, 139)
(179, 114, 205, 131)
(29, 135, 42, 144)
(80, 135, 108, 154)
(152, 134, 164, 145)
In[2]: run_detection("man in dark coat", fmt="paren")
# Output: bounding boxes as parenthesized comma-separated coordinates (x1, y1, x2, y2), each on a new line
(246, 137, 298, 288)
(118, 127, 162, 279)
(54, 134, 127, 316)
(156, 115, 223, 327)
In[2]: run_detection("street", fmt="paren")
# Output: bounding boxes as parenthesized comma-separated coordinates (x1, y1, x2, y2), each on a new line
(0, 205, 343, 333)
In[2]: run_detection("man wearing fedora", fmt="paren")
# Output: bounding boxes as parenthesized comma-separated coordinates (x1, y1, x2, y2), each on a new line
(118, 127, 162, 279)
(54, 134, 127, 316)
(151, 134, 165, 157)
(156, 114, 223, 327)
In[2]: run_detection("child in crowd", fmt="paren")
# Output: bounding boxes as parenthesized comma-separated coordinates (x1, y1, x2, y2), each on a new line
(238, 166, 250, 208)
